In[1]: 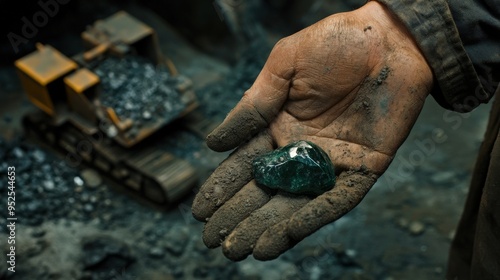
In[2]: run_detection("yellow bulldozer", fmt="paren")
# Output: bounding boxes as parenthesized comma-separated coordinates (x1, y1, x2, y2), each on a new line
(15, 11, 200, 206)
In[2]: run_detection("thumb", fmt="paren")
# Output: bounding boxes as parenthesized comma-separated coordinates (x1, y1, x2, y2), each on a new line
(206, 39, 295, 152)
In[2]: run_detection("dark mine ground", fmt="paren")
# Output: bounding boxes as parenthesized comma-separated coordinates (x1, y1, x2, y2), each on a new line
(0, 1, 494, 280)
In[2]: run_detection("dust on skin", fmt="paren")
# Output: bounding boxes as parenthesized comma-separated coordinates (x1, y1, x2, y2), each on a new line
(193, 132, 274, 221)
(317, 65, 393, 174)
(374, 65, 391, 86)
(206, 102, 269, 153)
(194, 63, 425, 261)
(202, 181, 272, 248)
(221, 192, 310, 261)
(252, 170, 378, 260)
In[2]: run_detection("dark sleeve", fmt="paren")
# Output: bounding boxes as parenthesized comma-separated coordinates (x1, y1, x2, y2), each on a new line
(375, 0, 500, 112)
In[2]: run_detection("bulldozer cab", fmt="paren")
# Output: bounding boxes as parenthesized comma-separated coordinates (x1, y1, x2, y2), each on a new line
(80, 11, 163, 65)
(15, 44, 78, 116)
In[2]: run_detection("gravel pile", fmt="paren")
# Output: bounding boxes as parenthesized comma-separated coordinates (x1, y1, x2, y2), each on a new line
(0, 137, 293, 280)
(94, 56, 186, 126)
(0, 138, 117, 228)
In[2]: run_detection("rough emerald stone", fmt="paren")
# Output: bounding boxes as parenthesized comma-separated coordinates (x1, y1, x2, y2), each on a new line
(253, 140, 336, 196)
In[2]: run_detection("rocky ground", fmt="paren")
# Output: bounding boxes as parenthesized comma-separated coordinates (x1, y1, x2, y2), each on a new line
(0, 92, 491, 280)
(0, 1, 494, 280)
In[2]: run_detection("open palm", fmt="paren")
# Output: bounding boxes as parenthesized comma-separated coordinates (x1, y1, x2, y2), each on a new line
(193, 2, 433, 261)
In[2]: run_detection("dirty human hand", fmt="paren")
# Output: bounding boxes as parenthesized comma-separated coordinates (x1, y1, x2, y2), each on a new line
(192, 1, 433, 261)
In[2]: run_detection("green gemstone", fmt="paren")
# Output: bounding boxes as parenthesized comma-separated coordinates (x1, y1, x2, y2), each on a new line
(253, 140, 336, 196)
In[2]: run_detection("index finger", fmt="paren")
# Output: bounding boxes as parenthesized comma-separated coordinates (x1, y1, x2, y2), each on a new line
(206, 39, 295, 152)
